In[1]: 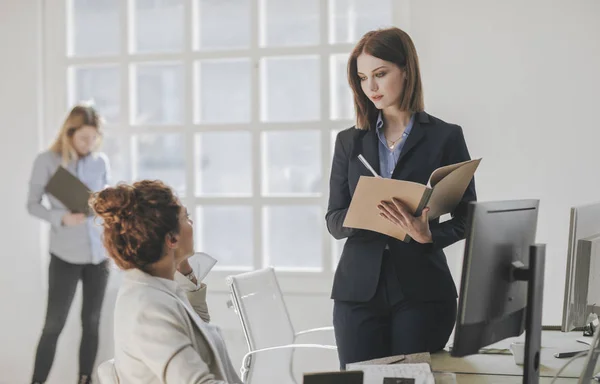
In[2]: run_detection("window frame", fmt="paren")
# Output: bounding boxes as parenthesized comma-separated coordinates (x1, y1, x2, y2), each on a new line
(42, 0, 409, 293)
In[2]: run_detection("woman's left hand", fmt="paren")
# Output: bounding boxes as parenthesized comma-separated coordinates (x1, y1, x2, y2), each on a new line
(378, 198, 433, 244)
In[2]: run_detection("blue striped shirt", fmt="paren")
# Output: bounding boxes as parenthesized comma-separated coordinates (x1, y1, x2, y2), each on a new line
(375, 112, 415, 178)
(27, 150, 109, 264)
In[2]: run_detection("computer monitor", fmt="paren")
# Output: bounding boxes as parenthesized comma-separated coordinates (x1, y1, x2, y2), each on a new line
(451, 199, 545, 384)
(562, 202, 600, 332)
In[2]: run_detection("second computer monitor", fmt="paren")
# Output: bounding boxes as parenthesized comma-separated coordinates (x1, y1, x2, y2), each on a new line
(562, 201, 600, 332)
(451, 199, 539, 357)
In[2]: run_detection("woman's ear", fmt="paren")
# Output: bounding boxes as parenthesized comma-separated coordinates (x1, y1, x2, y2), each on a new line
(165, 232, 180, 249)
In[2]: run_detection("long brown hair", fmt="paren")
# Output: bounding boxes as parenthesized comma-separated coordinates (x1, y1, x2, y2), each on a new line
(348, 27, 425, 130)
(49, 104, 103, 165)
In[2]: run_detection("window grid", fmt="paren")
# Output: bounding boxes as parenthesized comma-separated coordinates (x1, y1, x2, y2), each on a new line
(44, 0, 404, 291)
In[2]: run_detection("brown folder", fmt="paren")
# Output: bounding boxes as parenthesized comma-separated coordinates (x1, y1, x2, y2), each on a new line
(45, 166, 93, 216)
(343, 158, 481, 242)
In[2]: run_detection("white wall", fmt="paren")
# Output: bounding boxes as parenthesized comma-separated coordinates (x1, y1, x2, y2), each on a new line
(0, 2, 337, 382)
(407, 0, 600, 325)
(2, 0, 600, 383)
(0, 1, 45, 383)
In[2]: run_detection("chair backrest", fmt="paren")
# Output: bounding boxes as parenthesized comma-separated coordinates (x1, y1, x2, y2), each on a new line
(97, 359, 119, 384)
(227, 267, 297, 383)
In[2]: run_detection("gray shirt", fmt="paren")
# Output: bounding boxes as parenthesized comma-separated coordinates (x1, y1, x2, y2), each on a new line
(27, 150, 109, 264)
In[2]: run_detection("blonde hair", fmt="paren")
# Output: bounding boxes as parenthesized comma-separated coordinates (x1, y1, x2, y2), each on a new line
(49, 105, 103, 165)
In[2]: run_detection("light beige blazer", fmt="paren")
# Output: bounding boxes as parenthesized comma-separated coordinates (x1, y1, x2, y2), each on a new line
(112, 268, 241, 384)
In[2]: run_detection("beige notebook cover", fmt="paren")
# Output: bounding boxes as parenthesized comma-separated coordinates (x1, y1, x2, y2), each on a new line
(343, 158, 481, 242)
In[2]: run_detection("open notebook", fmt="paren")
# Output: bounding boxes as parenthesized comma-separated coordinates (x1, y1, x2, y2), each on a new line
(343, 158, 481, 242)
(188, 252, 217, 282)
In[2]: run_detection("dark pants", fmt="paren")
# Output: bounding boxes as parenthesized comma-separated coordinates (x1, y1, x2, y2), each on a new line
(32, 254, 109, 382)
(333, 250, 457, 369)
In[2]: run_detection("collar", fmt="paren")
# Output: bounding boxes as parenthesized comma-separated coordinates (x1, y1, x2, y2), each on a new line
(375, 111, 415, 139)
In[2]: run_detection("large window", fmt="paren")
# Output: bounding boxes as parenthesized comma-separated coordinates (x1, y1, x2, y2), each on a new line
(43, 0, 400, 290)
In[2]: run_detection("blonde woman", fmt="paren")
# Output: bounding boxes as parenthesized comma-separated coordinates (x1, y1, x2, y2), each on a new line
(27, 105, 110, 384)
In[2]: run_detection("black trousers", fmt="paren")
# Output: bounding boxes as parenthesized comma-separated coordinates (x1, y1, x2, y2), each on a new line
(31, 254, 109, 382)
(333, 250, 457, 369)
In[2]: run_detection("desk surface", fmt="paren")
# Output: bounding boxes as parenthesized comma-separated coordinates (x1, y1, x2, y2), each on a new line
(431, 330, 592, 381)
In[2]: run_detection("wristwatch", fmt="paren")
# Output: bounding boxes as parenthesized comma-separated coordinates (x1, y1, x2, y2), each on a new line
(183, 270, 196, 282)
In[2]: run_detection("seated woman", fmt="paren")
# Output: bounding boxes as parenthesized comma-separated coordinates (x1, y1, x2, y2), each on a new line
(90, 180, 241, 384)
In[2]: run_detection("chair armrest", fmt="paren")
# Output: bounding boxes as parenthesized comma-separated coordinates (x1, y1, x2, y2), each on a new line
(295, 326, 334, 338)
(240, 344, 337, 380)
(243, 343, 337, 361)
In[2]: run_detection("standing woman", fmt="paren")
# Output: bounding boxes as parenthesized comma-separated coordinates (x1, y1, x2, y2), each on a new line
(326, 27, 477, 368)
(27, 105, 111, 384)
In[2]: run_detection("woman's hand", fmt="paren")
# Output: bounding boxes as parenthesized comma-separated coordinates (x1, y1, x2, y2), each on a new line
(177, 259, 194, 276)
(62, 213, 86, 226)
(177, 259, 199, 285)
(378, 198, 433, 244)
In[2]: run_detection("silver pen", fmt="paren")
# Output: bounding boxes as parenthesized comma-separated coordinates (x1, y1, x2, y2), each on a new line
(358, 154, 381, 178)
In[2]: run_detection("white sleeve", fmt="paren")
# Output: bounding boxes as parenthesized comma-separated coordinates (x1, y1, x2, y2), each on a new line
(174, 271, 211, 323)
(130, 299, 226, 384)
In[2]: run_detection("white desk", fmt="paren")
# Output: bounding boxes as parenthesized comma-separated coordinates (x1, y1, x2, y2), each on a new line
(431, 331, 594, 383)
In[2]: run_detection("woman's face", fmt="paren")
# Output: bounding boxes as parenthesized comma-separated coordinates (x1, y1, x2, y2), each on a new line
(173, 206, 195, 263)
(71, 125, 98, 156)
(356, 53, 406, 110)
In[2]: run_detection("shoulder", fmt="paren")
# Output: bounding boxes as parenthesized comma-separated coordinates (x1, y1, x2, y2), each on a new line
(336, 126, 363, 141)
(421, 112, 462, 133)
(420, 112, 465, 142)
(117, 283, 187, 325)
(35, 150, 60, 165)
(334, 126, 365, 153)
(32, 150, 60, 174)
(92, 151, 110, 167)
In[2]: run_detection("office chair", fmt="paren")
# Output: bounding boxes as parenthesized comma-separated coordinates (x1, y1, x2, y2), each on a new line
(97, 359, 118, 384)
(227, 267, 337, 383)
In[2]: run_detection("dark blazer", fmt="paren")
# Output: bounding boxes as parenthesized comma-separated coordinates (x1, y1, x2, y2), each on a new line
(326, 111, 477, 303)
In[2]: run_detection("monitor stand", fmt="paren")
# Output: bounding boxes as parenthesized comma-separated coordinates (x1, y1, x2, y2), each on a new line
(512, 244, 546, 384)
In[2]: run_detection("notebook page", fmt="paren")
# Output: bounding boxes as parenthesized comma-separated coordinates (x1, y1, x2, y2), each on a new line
(188, 252, 217, 281)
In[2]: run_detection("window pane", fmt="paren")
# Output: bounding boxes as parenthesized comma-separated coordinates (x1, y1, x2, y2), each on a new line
(263, 131, 321, 196)
(261, 56, 320, 122)
(133, 133, 185, 196)
(133, 0, 184, 53)
(264, 205, 322, 269)
(261, 0, 320, 47)
(133, 63, 184, 125)
(195, 59, 251, 124)
(102, 134, 131, 185)
(69, 65, 121, 124)
(195, 0, 250, 50)
(333, 238, 346, 267)
(195, 206, 253, 268)
(195, 132, 252, 196)
(329, 0, 393, 44)
(69, 0, 120, 56)
(331, 129, 340, 161)
(330, 54, 354, 120)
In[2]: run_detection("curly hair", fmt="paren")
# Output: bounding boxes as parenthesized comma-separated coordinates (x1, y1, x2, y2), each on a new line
(89, 180, 181, 271)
